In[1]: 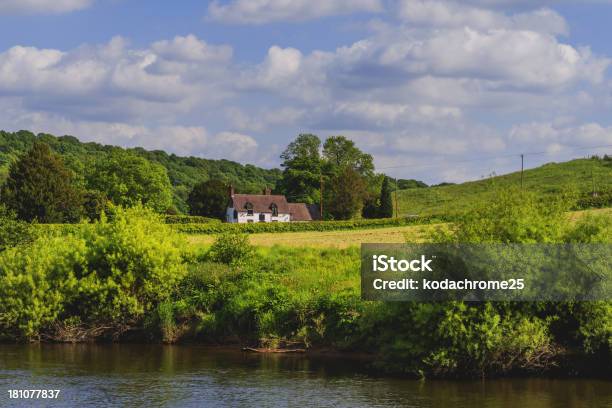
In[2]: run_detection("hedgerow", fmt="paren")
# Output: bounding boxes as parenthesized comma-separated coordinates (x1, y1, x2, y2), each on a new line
(163, 214, 222, 224)
(172, 215, 449, 234)
(574, 190, 612, 210)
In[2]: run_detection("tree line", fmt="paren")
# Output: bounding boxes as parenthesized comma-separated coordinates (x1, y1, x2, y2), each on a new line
(0, 133, 426, 223)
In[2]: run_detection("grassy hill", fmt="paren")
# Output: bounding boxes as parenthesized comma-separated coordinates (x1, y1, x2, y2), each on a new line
(0, 130, 281, 212)
(395, 157, 612, 217)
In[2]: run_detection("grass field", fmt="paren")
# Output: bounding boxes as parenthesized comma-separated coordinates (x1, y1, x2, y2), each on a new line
(186, 223, 438, 248)
(396, 158, 612, 217)
(187, 208, 611, 249)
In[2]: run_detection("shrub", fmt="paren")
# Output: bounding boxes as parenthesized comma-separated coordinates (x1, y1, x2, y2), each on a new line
(0, 206, 188, 340)
(431, 187, 569, 244)
(208, 232, 253, 265)
(574, 191, 612, 210)
(0, 205, 33, 251)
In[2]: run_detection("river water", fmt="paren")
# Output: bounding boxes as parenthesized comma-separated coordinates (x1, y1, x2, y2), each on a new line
(0, 344, 610, 407)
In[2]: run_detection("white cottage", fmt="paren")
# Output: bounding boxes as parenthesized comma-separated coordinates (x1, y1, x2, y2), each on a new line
(225, 186, 318, 223)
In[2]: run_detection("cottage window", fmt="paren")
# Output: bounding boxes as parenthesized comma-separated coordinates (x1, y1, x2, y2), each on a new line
(244, 202, 254, 216)
(233, 209, 238, 219)
(270, 203, 278, 217)
(259, 213, 266, 222)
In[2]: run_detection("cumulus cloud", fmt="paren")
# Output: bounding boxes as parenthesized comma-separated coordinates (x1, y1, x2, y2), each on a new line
(207, 0, 382, 24)
(0, 35, 234, 121)
(398, 1, 568, 35)
(509, 121, 612, 154)
(0, 0, 92, 14)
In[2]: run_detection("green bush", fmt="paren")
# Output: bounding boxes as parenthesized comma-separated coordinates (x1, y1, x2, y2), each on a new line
(208, 232, 253, 265)
(0, 206, 188, 340)
(0, 205, 33, 251)
(431, 186, 569, 243)
(574, 191, 612, 210)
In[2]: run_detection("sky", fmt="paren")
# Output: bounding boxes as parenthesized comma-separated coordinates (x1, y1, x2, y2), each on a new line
(1, 0, 612, 184)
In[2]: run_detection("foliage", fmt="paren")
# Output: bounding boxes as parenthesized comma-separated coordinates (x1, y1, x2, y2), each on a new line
(0, 207, 187, 340)
(565, 212, 612, 243)
(361, 197, 380, 219)
(82, 190, 108, 221)
(378, 176, 394, 218)
(187, 179, 228, 219)
(326, 167, 367, 220)
(1, 142, 83, 223)
(322, 135, 374, 178)
(0, 205, 33, 251)
(85, 149, 173, 213)
(574, 190, 612, 210)
(0, 130, 281, 214)
(275, 134, 322, 204)
(171, 215, 443, 234)
(207, 232, 253, 265)
(432, 186, 569, 244)
(396, 179, 428, 190)
(164, 215, 222, 224)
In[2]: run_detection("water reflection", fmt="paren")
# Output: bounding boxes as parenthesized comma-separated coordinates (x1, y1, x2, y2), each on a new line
(0, 344, 610, 407)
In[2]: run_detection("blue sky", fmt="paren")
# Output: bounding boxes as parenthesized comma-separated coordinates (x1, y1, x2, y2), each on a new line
(1, 0, 611, 183)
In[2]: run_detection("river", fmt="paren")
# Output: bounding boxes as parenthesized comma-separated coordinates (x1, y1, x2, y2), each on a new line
(0, 344, 610, 407)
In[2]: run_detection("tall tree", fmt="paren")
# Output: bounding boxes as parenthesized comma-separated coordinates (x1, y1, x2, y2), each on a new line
(322, 136, 374, 177)
(326, 167, 367, 220)
(1, 142, 83, 223)
(187, 179, 228, 219)
(276, 134, 322, 204)
(379, 176, 394, 218)
(86, 150, 173, 213)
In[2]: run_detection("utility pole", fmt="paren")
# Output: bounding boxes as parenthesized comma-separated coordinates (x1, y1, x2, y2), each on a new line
(320, 174, 323, 219)
(520, 154, 524, 189)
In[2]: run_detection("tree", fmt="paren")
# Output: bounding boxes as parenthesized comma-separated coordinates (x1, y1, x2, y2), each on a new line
(397, 179, 428, 190)
(378, 176, 394, 218)
(86, 150, 173, 213)
(187, 179, 228, 219)
(322, 136, 374, 177)
(362, 196, 380, 219)
(276, 134, 322, 204)
(326, 167, 367, 220)
(1, 142, 83, 223)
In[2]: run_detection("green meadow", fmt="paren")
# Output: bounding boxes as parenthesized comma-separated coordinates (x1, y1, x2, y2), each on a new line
(396, 158, 612, 217)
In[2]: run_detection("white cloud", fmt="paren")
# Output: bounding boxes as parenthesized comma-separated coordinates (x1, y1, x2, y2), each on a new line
(509, 121, 612, 151)
(211, 131, 259, 161)
(151, 34, 233, 63)
(0, 35, 234, 121)
(207, 0, 383, 24)
(398, 1, 568, 35)
(0, 0, 92, 14)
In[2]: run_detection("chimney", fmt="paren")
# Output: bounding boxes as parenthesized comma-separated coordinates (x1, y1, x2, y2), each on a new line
(228, 184, 235, 197)
(263, 186, 272, 195)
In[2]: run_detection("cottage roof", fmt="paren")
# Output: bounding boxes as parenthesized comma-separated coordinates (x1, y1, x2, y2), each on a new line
(288, 203, 321, 221)
(231, 194, 290, 213)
